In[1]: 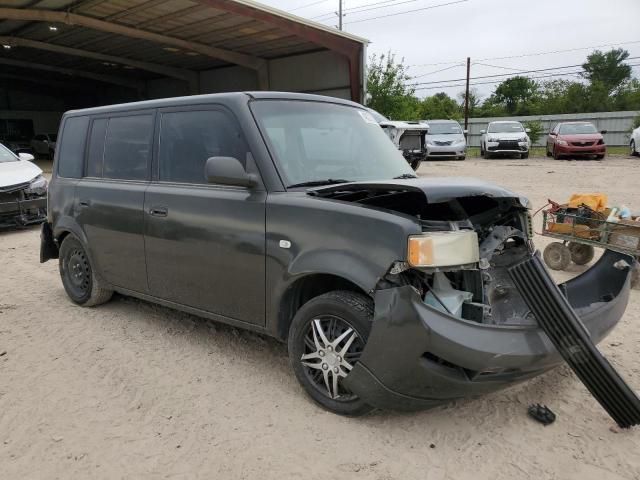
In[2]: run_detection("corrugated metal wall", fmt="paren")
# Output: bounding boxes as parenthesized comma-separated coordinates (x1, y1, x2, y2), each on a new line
(464, 111, 640, 147)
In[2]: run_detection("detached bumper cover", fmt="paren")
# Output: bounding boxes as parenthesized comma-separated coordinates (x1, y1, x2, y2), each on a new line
(343, 250, 633, 411)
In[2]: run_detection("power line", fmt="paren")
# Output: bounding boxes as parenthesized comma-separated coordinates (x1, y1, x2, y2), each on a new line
(344, 0, 468, 24)
(473, 62, 529, 72)
(409, 40, 640, 67)
(311, 0, 418, 20)
(409, 62, 466, 79)
(291, 0, 329, 12)
(407, 57, 640, 86)
(412, 63, 640, 91)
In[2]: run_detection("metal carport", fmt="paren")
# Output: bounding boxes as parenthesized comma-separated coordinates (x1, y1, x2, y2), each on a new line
(0, 0, 368, 141)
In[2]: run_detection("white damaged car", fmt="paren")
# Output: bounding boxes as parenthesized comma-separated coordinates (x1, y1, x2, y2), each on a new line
(480, 121, 531, 159)
(0, 142, 48, 228)
(366, 108, 429, 170)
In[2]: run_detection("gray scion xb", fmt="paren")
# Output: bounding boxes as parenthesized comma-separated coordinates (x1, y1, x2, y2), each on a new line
(41, 92, 634, 416)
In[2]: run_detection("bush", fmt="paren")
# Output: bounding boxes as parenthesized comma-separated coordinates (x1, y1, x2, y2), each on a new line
(522, 120, 545, 145)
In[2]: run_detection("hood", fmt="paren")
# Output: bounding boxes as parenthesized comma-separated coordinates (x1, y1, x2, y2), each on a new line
(425, 133, 465, 143)
(486, 131, 528, 140)
(558, 133, 603, 142)
(379, 120, 429, 132)
(309, 176, 519, 204)
(0, 160, 42, 189)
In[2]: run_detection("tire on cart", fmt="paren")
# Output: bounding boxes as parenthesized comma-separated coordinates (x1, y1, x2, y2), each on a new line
(568, 242, 595, 265)
(543, 242, 571, 270)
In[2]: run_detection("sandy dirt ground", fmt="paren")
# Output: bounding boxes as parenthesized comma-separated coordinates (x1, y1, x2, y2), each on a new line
(2, 156, 640, 479)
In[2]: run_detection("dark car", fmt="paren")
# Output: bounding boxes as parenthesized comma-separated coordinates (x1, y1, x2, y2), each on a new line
(546, 121, 607, 160)
(40, 92, 633, 416)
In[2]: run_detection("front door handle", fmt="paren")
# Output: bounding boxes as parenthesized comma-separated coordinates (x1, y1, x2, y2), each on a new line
(149, 206, 168, 217)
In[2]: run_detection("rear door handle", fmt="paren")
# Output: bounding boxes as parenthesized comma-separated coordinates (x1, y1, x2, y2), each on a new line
(149, 206, 168, 217)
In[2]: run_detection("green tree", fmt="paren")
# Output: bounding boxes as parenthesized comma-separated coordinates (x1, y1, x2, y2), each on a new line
(581, 48, 632, 95)
(457, 88, 481, 117)
(522, 120, 544, 145)
(417, 92, 461, 120)
(492, 76, 539, 115)
(366, 53, 419, 120)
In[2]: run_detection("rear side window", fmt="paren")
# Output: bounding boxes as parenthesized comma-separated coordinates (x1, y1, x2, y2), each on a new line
(103, 115, 154, 181)
(86, 118, 107, 178)
(57, 116, 89, 178)
(159, 110, 247, 184)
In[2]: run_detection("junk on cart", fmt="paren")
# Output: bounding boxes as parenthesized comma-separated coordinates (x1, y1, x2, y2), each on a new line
(539, 193, 640, 287)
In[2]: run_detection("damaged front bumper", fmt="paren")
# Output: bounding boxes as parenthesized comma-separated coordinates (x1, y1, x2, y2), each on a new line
(343, 250, 633, 411)
(0, 195, 47, 228)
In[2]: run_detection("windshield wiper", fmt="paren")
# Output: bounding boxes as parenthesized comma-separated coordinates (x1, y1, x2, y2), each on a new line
(287, 179, 352, 188)
(393, 173, 418, 179)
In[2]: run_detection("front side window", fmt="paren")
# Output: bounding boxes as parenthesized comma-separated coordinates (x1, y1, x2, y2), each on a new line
(158, 110, 248, 184)
(251, 100, 414, 187)
(488, 122, 524, 133)
(58, 116, 89, 178)
(103, 115, 153, 181)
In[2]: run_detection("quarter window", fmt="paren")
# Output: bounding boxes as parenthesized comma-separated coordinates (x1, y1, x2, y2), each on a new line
(159, 110, 247, 184)
(103, 115, 153, 181)
(57, 116, 89, 178)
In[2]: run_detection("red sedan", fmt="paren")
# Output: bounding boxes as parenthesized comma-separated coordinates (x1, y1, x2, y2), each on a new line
(546, 122, 607, 160)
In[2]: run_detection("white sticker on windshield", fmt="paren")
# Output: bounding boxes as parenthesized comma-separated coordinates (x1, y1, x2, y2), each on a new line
(358, 110, 378, 124)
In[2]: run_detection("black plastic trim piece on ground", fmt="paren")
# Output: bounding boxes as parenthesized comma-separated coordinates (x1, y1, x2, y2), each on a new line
(509, 253, 640, 429)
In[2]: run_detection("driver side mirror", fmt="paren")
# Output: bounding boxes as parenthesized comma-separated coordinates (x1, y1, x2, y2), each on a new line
(480, 129, 486, 134)
(525, 128, 531, 133)
(205, 156, 257, 188)
(600, 130, 608, 135)
(463, 129, 468, 134)
(549, 132, 556, 136)
(18, 152, 35, 162)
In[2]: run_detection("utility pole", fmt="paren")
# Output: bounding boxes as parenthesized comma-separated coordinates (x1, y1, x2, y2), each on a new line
(338, 0, 343, 30)
(464, 57, 470, 131)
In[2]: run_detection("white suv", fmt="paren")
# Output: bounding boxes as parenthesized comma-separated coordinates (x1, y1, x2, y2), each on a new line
(480, 121, 530, 159)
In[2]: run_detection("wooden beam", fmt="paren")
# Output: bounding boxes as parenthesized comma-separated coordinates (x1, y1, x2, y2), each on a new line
(0, 36, 198, 85)
(0, 7, 266, 71)
(0, 57, 143, 90)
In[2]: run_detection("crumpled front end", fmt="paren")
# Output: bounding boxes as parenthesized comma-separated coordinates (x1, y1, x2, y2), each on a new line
(0, 182, 47, 228)
(343, 249, 632, 410)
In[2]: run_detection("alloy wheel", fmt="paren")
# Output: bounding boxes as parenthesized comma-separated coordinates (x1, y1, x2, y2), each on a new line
(300, 316, 365, 400)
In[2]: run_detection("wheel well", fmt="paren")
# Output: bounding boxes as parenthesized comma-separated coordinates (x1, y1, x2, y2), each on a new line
(277, 274, 368, 341)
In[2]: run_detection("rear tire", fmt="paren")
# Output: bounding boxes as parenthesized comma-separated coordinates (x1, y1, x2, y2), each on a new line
(288, 290, 374, 416)
(568, 242, 595, 265)
(543, 242, 571, 270)
(59, 235, 113, 306)
(631, 140, 638, 157)
(410, 159, 421, 170)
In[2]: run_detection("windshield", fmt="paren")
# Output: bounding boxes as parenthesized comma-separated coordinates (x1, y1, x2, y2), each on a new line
(251, 100, 415, 187)
(0, 143, 19, 163)
(488, 122, 524, 133)
(559, 123, 598, 135)
(428, 123, 462, 135)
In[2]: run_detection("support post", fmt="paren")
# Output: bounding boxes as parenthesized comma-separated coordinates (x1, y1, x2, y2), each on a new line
(464, 56, 470, 131)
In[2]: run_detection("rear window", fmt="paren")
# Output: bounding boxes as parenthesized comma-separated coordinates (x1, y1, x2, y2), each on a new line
(57, 116, 89, 178)
(103, 115, 153, 181)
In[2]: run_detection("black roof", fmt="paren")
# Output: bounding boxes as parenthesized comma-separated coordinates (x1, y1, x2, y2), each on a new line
(65, 91, 362, 117)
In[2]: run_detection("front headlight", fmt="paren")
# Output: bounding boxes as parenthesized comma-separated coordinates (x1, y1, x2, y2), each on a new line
(25, 174, 48, 196)
(518, 137, 528, 143)
(408, 231, 479, 268)
(557, 140, 568, 146)
(426, 141, 434, 146)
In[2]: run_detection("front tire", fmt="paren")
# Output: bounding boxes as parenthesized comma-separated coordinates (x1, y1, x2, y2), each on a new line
(630, 140, 638, 157)
(410, 159, 421, 170)
(553, 146, 562, 160)
(288, 291, 374, 416)
(520, 151, 529, 159)
(59, 236, 113, 306)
